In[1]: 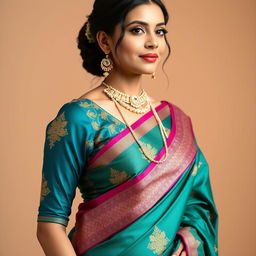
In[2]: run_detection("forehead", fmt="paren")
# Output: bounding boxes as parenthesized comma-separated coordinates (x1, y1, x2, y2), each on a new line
(125, 3, 165, 24)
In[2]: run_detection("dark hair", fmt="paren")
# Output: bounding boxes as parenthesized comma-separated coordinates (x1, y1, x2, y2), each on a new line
(77, 0, 171, 77)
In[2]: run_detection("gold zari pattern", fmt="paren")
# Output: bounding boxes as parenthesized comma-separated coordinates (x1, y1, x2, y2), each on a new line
(86, 110, 97, 119)
(147, 226, 170, 255)
(79, 101, 100, 110)
(191, 161, 202, 176)
(99, 112, 108, 120)
(139, 141, 157, 162)
(109, 168, 130, 185)
(92, 121, 100, 131)
(78, 99, 127, 151)
(47, 112, 68, 149)
(40, 175, 50, 201)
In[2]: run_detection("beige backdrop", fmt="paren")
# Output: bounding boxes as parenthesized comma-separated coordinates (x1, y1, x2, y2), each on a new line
(1, 0, 255, 255)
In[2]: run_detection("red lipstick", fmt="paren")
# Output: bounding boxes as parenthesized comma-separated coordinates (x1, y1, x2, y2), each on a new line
(140, 54, 158, 63)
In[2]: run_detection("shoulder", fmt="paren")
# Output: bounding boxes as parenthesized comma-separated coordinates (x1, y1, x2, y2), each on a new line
(47, 99, 96, 130)
(163, 100, 190, 118)
(147, 95, 189, 114)
(43, 99, 98, 150)
(148, 97, 191, 120)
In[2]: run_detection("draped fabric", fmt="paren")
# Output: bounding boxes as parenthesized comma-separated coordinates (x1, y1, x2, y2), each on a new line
(37, 99, 218, 256)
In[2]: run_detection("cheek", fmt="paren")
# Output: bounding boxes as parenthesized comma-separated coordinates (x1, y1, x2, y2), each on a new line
(119, 40, 141, 56)
(114, 42, 140, 64)
(159, 40, 168, 55)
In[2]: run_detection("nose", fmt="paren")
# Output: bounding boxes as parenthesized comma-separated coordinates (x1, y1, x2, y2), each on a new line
(145, 34, 159, 49)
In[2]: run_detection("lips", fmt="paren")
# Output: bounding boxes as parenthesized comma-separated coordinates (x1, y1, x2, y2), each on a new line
(140, 54, 158, 63)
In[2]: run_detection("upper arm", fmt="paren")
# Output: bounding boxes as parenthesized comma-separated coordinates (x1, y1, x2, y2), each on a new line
(37, 102, 94, 227)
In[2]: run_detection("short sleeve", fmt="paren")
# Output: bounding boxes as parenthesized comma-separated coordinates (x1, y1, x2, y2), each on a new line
(37, 102, 94, 226)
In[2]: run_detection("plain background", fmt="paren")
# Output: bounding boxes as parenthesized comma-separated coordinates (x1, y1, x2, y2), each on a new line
(1, 0, 255, 255)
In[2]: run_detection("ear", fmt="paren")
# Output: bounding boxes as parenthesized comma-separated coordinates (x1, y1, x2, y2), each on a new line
(96, 31, 112, 54)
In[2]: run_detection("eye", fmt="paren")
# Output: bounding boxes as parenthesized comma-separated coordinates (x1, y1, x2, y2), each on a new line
(130, 27, 145, 35)
(156, 28, 168, 36)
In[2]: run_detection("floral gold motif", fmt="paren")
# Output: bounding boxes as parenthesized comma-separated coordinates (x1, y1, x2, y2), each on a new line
(109, 168, 130, 185)
(86, 110, 97, 119)
(147, 226, 170, 255)
(79, 102, 91, 108)
(191, 161, 203, 176)
(191, 164, 198, 176)
(79, 101, 100, 109)
(113, 118, 121, 125)
(108, 124, 117, 134)
(139, 141, 157, 162)
(40, 175, 50, 201)
(99, 112, 108, 120)
(91, 121, 100, 131)
(47, 112, 68, 149)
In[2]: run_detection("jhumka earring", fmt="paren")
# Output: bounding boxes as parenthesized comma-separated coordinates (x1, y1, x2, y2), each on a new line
(101, 54, 113, 77)
(151, 72, 156, 79)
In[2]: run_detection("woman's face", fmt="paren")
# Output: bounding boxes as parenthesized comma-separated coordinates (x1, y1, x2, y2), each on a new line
(109, 2, 168, 76)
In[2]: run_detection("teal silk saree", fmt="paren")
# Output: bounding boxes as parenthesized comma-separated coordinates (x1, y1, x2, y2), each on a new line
(37, 99, 218, 256)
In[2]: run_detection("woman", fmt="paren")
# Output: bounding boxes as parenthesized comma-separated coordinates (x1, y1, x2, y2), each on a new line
(36, 0, 218, 255)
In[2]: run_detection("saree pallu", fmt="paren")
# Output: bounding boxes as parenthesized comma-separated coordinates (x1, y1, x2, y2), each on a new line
(70, 101, 218, 256)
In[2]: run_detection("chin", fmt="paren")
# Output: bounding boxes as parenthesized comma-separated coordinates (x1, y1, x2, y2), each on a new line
(141, 69, 157, 75)
(133, 67, 157, 75)
(120, 65, 157, 76)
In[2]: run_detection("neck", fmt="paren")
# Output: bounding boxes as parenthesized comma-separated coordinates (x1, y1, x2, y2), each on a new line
(103, 70, 143, 96)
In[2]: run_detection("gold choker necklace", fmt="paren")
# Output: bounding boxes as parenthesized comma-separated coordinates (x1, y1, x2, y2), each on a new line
(102, 82, 150, 114)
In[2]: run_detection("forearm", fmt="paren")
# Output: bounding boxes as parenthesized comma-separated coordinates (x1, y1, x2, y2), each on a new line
(37, 222, 76, 256)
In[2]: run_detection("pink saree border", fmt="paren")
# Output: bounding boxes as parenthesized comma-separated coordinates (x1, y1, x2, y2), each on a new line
(177, 227, 200, 256)
(86, 101, 168, 168)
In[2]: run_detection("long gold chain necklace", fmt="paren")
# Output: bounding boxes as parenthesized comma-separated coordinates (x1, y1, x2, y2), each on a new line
(102, 82, 150, 114)
(102, 82, 169, 164)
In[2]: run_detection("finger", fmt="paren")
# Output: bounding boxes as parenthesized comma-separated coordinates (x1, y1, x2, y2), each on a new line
(180, 250, 187, 256)
(172, 242, 184, 256)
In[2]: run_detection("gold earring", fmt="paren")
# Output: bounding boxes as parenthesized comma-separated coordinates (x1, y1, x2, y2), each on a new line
(151, 72, 156, 79)
(101, 54, 113, 77)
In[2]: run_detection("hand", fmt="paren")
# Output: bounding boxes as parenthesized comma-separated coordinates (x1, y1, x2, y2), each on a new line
(172, 240, 187, 256)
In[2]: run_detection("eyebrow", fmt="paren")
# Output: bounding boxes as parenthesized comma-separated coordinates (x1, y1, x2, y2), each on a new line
(126, 20, 166, 27)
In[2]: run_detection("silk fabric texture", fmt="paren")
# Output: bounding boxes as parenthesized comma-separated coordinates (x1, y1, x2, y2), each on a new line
(37, 99, 218, 256)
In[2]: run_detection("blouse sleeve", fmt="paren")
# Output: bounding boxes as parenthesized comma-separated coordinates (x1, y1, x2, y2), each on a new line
(37, 102, 94, 227)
